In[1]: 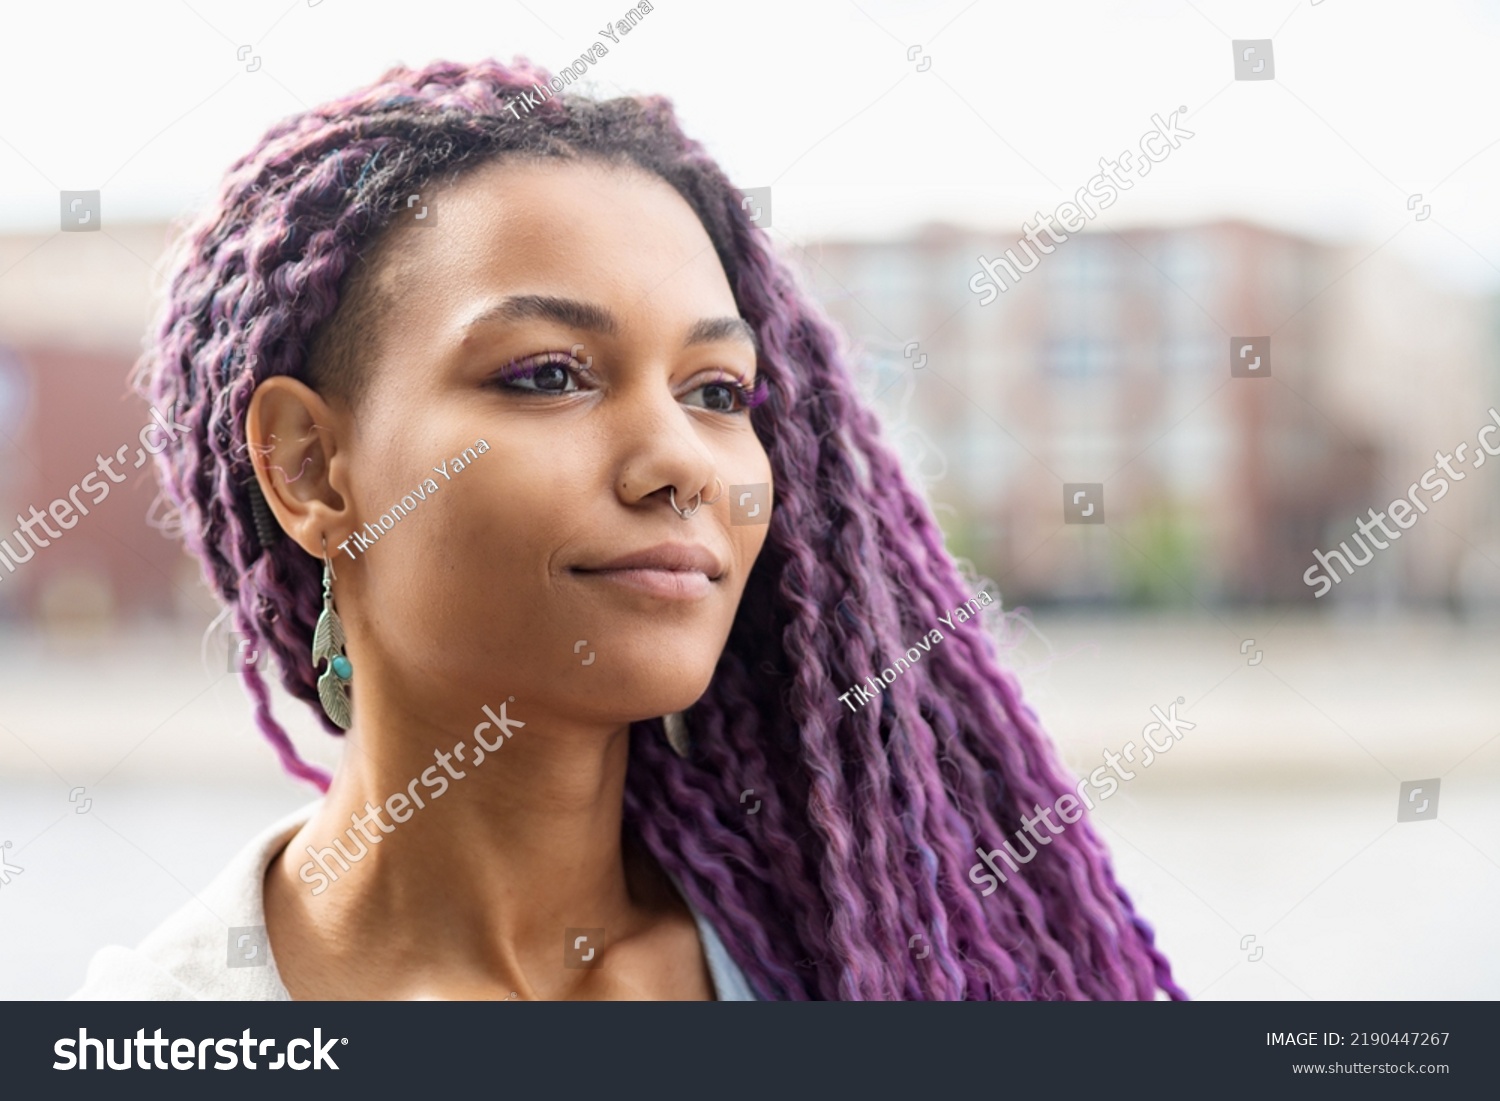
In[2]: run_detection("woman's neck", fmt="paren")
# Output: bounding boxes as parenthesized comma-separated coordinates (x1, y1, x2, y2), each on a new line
(262, 705, 708, 999)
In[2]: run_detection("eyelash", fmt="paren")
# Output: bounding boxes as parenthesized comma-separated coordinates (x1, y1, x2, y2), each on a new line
(488, 351, 769, 413)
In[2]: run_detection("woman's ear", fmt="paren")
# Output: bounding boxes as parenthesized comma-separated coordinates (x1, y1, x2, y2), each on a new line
(246, 377, 352, 558)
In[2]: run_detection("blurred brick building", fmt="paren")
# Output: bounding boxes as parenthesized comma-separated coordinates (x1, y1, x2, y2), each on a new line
(801, 220, 1499, 607)
(0, 221, 204, 625)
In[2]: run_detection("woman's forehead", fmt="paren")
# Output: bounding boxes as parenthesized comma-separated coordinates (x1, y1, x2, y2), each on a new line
(365, 159, 737, 353)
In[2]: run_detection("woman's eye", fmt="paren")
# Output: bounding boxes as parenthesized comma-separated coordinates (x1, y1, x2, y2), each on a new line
(490, 352, 585, 394)
(525, 363, 574, 392)
(698, 381, 738, 412)
(683, 377, 755, 414)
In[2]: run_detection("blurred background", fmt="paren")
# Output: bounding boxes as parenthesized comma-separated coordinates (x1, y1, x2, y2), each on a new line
(2, 0, 1498, 1000)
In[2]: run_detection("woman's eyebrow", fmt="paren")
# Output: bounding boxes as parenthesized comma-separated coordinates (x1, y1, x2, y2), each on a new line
(464, 294, 617, 335)
(463, 294, 757, 350)
(685, 316, 758, 351)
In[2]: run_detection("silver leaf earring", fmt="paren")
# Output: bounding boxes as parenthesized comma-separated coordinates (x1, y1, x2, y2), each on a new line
(663, 711, 690, 758)
(313, 536, 352, 730)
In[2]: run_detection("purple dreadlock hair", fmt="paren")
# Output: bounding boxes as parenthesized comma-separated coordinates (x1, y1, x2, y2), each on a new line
(134, 57, 1185, 1002)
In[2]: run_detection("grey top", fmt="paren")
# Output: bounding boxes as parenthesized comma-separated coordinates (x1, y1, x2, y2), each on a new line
(71, 799, 758, 1001)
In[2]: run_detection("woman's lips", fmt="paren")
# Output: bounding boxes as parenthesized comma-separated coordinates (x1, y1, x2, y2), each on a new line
(570, 542, 724, 600)
(571, 567, 713, 600)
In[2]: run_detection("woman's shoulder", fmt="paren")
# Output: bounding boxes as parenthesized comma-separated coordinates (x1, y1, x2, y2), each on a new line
(69, 802, 319, 1001)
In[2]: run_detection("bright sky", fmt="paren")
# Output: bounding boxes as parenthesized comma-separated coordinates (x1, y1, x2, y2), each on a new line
(3, 0, 1500, 291)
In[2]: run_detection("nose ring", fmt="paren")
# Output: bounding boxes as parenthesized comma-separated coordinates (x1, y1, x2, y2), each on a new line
(669, 477, 723, 520)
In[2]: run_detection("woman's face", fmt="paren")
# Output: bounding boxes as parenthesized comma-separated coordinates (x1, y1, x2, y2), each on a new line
(332, 157, 773, 729)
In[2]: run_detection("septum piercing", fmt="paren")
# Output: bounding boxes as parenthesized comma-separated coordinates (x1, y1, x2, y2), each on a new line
(669, 477, 724, 520)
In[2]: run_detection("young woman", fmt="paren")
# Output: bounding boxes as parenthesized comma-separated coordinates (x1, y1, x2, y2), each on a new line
(75, 57, 1184, 1001)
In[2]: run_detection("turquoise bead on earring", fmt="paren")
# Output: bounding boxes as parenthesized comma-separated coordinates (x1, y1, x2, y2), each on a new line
(313, 544, 353, 729)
